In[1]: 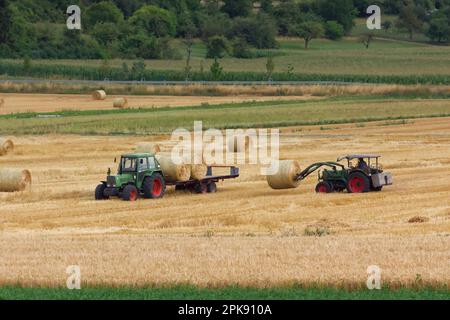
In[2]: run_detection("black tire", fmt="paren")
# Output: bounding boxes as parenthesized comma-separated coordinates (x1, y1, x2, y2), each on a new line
(95, 184, 108, 200)
(207, 182, 217, 193)
(143, 173, 166, 199)
(347, 171, 370, 193)
(122, 185, 139, 201)
(372, 186, 383, 192)
(175, 185, 186, 191)
(194, 182, 207, 194)
(315, 181, 333, 193)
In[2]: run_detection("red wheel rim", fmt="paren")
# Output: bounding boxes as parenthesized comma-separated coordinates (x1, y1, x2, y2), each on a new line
(317, 185, 328, 193)
(349, 177, 365, 193)
(130, 189, 137, 201)
(152, 178, 162, 197)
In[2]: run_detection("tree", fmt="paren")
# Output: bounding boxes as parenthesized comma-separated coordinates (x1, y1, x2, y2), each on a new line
(360, 32, 374, 49)
(396, 0, 424, 40)
(426, 12, 450, 42)
(231, 37, 253, 58)
(230, 13, 278, 49)
(221, 0, 253, 18)
(85, 1, 124, 28)
(205, 35, 228, 58)
(210, 58, 223, 80)
(0, 0, 11, 45)
(295, 21, 324, 49)
(266, 54, 275, 80)
(324, 21, 344, 40)
(382, 20, 393, 31)
(129, 5, 177, 37)
(260, 0, 274, 14)
(315, 0, 356, 33)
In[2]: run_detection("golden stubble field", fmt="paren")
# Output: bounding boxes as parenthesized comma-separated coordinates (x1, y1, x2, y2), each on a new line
(0, 117, 449, 288)
(0, 93, 311, 115)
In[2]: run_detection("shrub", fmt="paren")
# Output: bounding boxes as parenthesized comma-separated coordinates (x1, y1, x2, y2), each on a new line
(205, 36, 229, 58)
(325, 21, 345, 40)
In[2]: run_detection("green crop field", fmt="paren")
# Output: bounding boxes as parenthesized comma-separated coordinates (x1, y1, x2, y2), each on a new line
(1, 96, 449, 135)
(1, 286, 449, 300)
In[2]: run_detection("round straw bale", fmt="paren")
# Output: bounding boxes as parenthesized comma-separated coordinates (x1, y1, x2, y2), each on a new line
(155, 154, 191, 182)
(0, 138, 14, 156)
(266, 160, 301, 189)
(190, 164, 207, 180)
(135, 142, 161, 154)
(0, 168, 32, 192)
(92, 90, 106, 100)
(113, 97, 128, 108)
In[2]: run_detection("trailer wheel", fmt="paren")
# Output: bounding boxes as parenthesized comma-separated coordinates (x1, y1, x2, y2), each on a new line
(194, 182, 207, 194)
(123, 185, 138, 201)
(143, 173, 166, 199)
(315, 181, 332, 193)
(207, 182, 217, 193)
(347, 172, 370, 193)
(95, 184, 109, 200)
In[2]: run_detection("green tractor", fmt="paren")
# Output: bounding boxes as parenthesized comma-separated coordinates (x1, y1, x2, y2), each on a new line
(95, 153, 165, 201)
(296, 154, 393, 193)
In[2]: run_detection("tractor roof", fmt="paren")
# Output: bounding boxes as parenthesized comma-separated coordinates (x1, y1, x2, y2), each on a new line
(122, 153, 155, 158)
(337, 154, 381, 161)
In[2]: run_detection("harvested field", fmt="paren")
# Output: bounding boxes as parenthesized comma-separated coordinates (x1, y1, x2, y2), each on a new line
(0, 93, 311, 115)
(0, 117, 449, 287)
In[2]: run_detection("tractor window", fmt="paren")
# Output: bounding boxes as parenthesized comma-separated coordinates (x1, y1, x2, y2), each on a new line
(148, 157, 156, 169)
(138, 158, 149, 171)
(121, 157, 136, 173)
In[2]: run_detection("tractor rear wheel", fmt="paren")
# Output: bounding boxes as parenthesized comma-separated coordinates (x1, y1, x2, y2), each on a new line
(123, 185, 139, 201)
(143, 173, 166, 199)
(347, 172, 370, 193)
(95, 184, 109, 200)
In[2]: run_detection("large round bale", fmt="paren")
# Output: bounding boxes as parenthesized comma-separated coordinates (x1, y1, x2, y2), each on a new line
(155, 154, 191, 182)
(113, 97, 128, 108)
(0, 168, 32, 192)
(266, 160, 301, 190)
(135, 142, 161, 154)
(0, 138, 14, 156)
(190, 164, 207, 180)
(92, 90, 106, 100)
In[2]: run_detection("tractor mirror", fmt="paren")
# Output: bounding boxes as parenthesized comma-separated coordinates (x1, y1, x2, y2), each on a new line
(114, 157, 117, 163)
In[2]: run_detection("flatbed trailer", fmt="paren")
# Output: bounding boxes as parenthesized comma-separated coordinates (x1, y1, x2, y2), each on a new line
(169, 165, 239, 194)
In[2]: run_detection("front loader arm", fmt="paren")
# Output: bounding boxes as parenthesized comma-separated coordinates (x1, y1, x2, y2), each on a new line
(295, 162, 345, 181)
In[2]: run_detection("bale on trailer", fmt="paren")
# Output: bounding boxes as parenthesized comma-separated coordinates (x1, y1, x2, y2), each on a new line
(0, 168, 32, 192)
(0, 138, 14, 156)
(135, 142, 161, 154)
(155, 154, 191, 182)
(190, 164, 207, 180)
(266, 160, 301, 189)
(92, 90, 106, 100)
(113, 97, 128, 108)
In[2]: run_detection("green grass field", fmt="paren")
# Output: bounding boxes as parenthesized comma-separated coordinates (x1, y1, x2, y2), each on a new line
(1, 286, 449, 300)
(2, 38, 449, 83)
(1, 96, 449, 135)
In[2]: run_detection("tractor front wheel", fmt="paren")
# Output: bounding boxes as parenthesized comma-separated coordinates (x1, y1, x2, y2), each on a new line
(143, 174, 166, 199)
(347, 172, 370, 193)
(315, 181, 332, 193)
(123, 185, 139, 201)
(95, 184, 109, 200)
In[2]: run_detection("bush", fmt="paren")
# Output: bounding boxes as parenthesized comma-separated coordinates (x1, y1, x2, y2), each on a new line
(229, 14, 278, 49)
(129, 5, 177, 37)
(325, 20, 344, 40)
(231, 38, 254, 58)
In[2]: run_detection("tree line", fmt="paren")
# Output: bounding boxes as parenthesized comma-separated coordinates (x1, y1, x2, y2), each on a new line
(0, 0, 449, 60)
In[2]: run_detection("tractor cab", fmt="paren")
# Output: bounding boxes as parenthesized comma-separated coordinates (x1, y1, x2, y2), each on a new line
(337, 154, 383, 176)
(95, 153, 166, 201)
